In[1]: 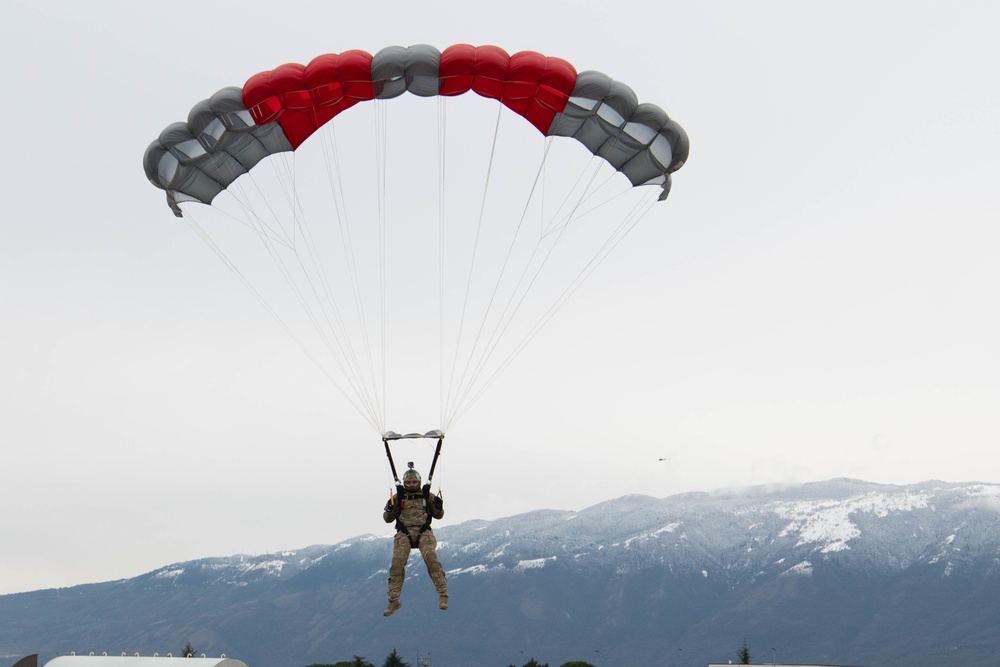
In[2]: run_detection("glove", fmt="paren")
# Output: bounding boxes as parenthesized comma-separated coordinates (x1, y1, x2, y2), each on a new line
(386, 492, 402, 517)
(422, 483, 431, 497)
(433, 491, 443, 510)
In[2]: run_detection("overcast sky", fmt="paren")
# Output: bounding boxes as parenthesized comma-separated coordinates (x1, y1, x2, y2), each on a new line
(2, 1, 998, 596)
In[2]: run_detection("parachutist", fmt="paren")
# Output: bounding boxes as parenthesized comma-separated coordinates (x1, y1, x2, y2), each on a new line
(382, 466, 448, 615)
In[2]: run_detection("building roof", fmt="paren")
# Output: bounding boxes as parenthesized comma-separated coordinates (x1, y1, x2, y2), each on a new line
(45, 657, 248, 667)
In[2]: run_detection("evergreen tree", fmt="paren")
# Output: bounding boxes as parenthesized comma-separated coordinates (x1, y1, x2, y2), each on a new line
(351, 657, 374, 667)
(381, 650, 410, 667)
(560, 662, 596, 667)
(523, 660, 549, 667)
(181, 643, 196, 659)
(736, 638, 752, 665)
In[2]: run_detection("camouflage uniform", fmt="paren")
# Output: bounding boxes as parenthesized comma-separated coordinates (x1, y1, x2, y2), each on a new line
(383, 485, 447, 613)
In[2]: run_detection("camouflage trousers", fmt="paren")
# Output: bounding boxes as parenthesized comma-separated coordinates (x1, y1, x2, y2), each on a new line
(387, 528, 447, 601)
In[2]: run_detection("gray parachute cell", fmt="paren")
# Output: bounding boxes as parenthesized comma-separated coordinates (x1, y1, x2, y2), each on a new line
(549, 70, 688, 200)
(143, 87, 293, 216)
(371, 44, 441, 99)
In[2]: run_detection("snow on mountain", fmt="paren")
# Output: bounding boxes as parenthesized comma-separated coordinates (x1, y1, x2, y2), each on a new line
(129, 478, 1000, 589)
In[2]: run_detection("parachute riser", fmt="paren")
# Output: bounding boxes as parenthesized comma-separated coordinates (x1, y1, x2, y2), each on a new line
(382, 433, 444, 487)
(426, 437, 443, 486)
(383, 437, 401, 485)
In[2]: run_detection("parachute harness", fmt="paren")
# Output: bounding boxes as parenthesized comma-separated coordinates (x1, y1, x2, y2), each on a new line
(384, 430, 444, 548)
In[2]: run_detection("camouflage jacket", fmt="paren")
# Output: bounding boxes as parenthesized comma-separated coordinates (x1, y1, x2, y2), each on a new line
(383, 487, 444, 531)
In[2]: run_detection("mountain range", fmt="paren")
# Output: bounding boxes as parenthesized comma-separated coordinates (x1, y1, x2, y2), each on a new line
(2, 478, 999, 667)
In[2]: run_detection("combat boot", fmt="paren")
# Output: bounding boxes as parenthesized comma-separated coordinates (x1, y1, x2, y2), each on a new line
(438, 594, 448, 610)
(383, 599, 401, 616)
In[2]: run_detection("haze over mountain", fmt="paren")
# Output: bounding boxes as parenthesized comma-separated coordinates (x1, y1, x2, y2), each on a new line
(3, 479, 999, 667)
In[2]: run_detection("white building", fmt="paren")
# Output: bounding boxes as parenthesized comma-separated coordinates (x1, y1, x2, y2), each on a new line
(43, 656, 247, 667)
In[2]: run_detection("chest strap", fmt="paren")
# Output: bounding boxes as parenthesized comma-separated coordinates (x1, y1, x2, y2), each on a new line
(395, 488, 432, 547)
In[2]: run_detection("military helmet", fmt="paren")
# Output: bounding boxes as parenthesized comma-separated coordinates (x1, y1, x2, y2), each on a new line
(402, 465, 422, 489)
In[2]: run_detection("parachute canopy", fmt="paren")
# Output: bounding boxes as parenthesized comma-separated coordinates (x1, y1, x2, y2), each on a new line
(144, 44, 689, 216)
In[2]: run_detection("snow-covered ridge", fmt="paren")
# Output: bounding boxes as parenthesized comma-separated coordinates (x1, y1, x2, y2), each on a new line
(152, 568, 183, 580)
(771, 490, 931, 552)
(136, 480, 1000, 588)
